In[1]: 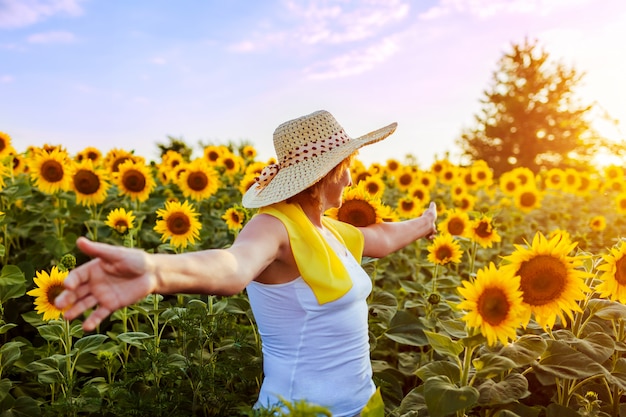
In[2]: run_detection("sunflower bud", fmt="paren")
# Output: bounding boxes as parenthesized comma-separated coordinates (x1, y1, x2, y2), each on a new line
(59, 253, 77, 271)
(427, 293, 441, 305)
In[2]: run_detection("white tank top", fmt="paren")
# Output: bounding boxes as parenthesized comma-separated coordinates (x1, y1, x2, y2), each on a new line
(246, 249, 374, 417)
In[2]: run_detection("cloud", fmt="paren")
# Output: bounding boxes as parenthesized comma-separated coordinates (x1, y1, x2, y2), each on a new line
(0, 0, 85, 29)
(229, 0, 410, 52)
(27, 30, 75, 43)
(419, 0, 590, 20)
(305, 35, 400, 80)
(0, 74, 14, 83)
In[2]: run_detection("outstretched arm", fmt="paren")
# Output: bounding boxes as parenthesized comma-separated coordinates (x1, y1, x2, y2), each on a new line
(360, 201, 437, 258)
(56, 214, 285, 331)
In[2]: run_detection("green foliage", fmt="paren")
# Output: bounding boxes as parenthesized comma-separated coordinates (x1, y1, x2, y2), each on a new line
(1, 136, 626, 416)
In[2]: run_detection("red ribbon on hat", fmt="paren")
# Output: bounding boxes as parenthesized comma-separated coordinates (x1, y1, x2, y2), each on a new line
(255, 163, 280, 188)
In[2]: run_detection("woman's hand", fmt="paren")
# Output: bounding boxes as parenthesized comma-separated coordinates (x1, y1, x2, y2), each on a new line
(422, 201, 438, 239)
(55, 237, 156, 331)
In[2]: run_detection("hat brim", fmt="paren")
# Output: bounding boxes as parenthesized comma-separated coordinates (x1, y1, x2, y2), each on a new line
(242, 122, 397, 208)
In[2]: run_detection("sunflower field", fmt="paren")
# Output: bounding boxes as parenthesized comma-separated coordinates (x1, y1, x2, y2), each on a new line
(1, 130, 626, 417)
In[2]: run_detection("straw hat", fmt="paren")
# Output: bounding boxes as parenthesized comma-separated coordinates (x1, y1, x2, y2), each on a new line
(242, 110, 397, 208)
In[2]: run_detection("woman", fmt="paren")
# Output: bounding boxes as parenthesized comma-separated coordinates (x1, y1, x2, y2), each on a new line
(56, 110, 437, 416)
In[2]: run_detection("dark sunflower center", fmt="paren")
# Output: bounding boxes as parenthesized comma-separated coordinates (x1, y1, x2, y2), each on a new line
(230, 212, 241, 224)
(187, 172, 209, 191)
(167, 213, 191, 235)
(399, 174, 412, 187)
(520, 191, 536, 207)
(207, 151, 220, 162)
(435, 245, 453, 261)
(477, 287, 510, 326)
(41, 160, 64, 182)
(223, 158, 235, 170)
(401, 200, 415, 212)
(122, 169, 147, 192)
(447, 218, 465, 235)
(112, 157, 131, 172)
(615, 257, 626, 285)
(114, 219, 129, 233)
(0, 139, 6, 152)
(47, 283, 65, 305)
(505, 181, 516, 192)
(338, 200, 377, 227)
(413, 189, 425, 200)
(518, 255, 567, 306)
(475, 221, 492, 238)
(74, 169, 100, 194)
(366, 182, 380, 195)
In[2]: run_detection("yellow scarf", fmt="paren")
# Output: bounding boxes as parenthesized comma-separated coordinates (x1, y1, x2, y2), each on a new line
(259, 201, 364, 304)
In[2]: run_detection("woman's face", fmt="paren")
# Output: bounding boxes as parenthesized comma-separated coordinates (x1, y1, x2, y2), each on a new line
(323, 168, 352, 209)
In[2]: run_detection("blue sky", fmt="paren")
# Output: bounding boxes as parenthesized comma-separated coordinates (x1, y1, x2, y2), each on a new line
(2, 0, 625, 167)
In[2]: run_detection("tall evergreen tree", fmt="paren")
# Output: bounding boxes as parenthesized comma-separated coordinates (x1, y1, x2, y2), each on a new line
(457, 38, 597, 177)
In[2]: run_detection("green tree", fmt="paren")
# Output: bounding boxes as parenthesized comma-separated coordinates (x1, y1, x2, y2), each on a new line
(457, 38, 600, 177)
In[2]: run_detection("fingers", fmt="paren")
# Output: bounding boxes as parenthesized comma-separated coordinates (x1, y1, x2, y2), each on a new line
(82, 306, 111, 332)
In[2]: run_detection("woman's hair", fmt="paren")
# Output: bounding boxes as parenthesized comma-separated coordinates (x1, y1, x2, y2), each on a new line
(288, 151, 358, 210)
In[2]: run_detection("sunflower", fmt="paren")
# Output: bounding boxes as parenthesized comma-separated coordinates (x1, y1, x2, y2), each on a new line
(427, 233, 463, 266)
(105, 208, 136, 234)
(603, 179, 626, 194)
(512, 167, 535, 187)
(453, 192, 476, 212)
(244, 161, 267, 177)
(589, 215, 607, 232)
(595, 240, 626, 303)
(160, 150, 185, 171)
(0, 132, 15, 158)
(408, 184, 431, 207)
(394, 167, 416, 191)
(615, 192, 626, 215)
(104, 148, 141, 173)
(430, 159, 449, 177)
(326, 183, 383, 227)
(604, 164, 624, 181)
(499, 171, 521, 196)
(544, 168, 565, 190)
(438, 164, 459, 185)
(177, 158, 221, 201)
(114, 160, 156, 202)
(417, 171, 437, 190)
(154, 200, 202, 249)
(238, 172, 258, 195)
(501, 232, 591, 329)
(470, 214, 501, 248)
(360, 174, 385, 197)
(29, 148, 73, 194)
(222, 206, 247, 232)
(71, 160, 110, 206)
(75, 146, 103, 164)
(438, 208, 471, 237)
(562, 168, 582, 193)
(10, 152, 28, 176)
(241, 145, 257, 160)
(384, 158, 402, 176)
(203, 145, 226, 164)
(218, 152, 244, 177)
(457, 262, 525, 346)
(470, 160, 494, 188)
(513, 186, 542, 213)
(396, 196, 421, 219)
(27, 266, 69, 321)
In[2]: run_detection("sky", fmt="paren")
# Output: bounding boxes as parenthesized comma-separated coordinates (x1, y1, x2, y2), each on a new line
(1, 0, 625, 167)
